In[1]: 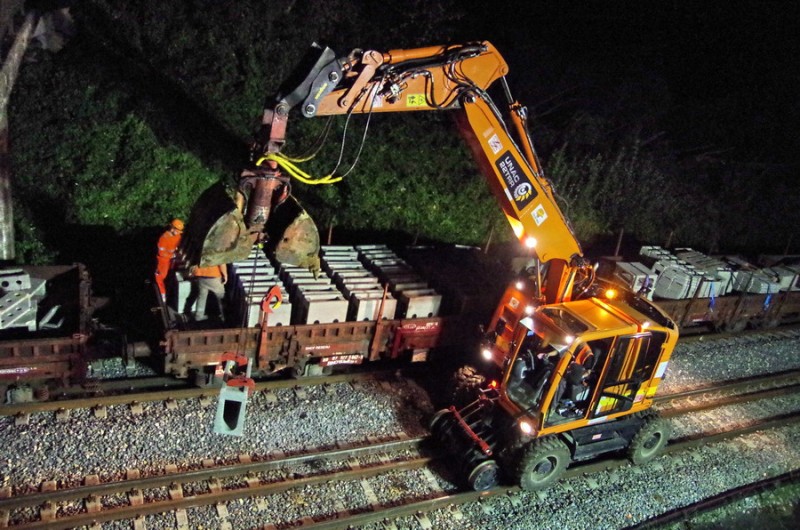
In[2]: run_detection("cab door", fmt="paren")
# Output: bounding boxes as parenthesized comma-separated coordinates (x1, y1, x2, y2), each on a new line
(591, 334, 650, 417)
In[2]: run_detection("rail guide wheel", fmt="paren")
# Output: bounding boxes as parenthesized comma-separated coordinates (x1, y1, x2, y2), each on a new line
(467, 459, 500, 491)
(428, 408, 451, 436)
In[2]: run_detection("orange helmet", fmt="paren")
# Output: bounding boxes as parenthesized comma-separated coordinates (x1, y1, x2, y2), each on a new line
(170, 218, 185, 231)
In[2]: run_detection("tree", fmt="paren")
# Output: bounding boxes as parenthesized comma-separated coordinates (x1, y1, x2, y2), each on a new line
(2, 2, 74, 262)
(1, 3, 37, 260)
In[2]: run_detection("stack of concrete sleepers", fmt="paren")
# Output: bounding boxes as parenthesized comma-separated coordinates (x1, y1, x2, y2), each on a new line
(722, 255, 781, 294)
(674, 248, 736, 295)
(322, 246, 395, 322)
(612, 262, 656, 300)
(653, 258, 724, 299)
(639, 245, 673, 263)
(761, 265, 800, 292)
(359, 245, 441, 319)
(282, 248, 347, 324)
(650, 260, 699, 299)
(230, 250, 291, 327)
(0, 269, 47, 331)
(638, 246, 725, 300)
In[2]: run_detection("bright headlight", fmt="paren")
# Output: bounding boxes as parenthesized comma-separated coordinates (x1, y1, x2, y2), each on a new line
(519, 420, 533, 435)
(481, 348, 493, 361)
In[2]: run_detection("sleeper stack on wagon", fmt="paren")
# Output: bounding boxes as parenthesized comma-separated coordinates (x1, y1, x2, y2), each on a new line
(158, 245, 463, 381)
(606, 246, 800, 332)
(0, 265, 92, 402)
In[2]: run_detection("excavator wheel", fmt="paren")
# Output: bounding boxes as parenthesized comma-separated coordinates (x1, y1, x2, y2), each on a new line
(428, 408, 452, 437)
(627, 414, 671, 465)
(515, 436, 570, 491)
(447, 365, 485, 408)
(467, 459, 500, 491)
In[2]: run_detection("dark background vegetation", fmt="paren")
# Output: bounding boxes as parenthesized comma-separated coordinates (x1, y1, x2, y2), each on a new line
(7, 1, 800, 291)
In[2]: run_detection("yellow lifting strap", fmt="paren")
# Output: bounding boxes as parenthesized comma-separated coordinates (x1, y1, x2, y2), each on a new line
(256, 153, 342, 185)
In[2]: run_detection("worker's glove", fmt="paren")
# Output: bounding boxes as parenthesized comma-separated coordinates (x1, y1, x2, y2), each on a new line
(188, 265, 198, 277)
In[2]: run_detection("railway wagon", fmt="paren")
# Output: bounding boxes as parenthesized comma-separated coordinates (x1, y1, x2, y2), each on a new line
(157, 315, 474, 383)
(655, 288, 800, 333)
(151, 244, 505, 383)
(0, 264, 93, 401)
(597, 256, 800, 334)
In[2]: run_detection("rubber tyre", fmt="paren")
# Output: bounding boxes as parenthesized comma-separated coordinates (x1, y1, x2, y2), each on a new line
(515, 437, 570, 491)
(448, 365, 485, 408)
(628, 414, 671, 465)
(467, 459, 500, 491)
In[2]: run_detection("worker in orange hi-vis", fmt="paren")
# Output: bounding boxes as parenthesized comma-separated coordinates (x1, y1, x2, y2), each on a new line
(154, 218, 184, 301)
(186, 263, 228, 321)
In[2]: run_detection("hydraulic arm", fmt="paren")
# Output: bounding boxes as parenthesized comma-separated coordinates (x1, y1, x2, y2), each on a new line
(185, 41, 589, 302)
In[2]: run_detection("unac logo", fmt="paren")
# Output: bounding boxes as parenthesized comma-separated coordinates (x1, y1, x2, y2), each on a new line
(514, 183, 533, 203)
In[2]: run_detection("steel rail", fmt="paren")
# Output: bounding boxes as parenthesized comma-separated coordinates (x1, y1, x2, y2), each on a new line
(0, 369, 405, 417)
(3, 378, 798, 529)
(300, 411, 800, 530)
(628, 468, 800, 529)
(660, 383, 800, 417)
(656, 368, 800, 402)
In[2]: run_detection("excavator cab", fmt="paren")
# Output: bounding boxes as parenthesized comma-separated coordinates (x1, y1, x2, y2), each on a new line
(434, 291, 678, 491)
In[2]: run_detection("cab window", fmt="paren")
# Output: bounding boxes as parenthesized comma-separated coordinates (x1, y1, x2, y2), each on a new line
(591, 332, 665, 418)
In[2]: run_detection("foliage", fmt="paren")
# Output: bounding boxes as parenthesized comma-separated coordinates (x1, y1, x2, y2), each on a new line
(289, 113, 505, 245)
(547, 133, 680, 244)
(67, 114, 218, 229)
(9, 36, 220, 262)
(12, 208, 58, 264)
(6, 0, 797, 266)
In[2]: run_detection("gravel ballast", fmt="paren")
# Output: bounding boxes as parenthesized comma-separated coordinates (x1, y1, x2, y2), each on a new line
(1, 330, 799, 528)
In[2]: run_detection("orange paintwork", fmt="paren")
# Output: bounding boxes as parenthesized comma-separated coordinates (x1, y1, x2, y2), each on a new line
(312, 41, 579, 268)
(496, 296, 678, 436)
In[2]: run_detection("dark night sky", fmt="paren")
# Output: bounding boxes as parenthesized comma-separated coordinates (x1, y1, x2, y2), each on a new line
(453, 1, 800, 166)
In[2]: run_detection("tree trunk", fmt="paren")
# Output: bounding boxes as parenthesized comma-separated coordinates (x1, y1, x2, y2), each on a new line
(0, 10, 40, 261)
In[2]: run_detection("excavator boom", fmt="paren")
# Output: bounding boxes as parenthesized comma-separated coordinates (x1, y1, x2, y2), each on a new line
(187, 41, 585, 301)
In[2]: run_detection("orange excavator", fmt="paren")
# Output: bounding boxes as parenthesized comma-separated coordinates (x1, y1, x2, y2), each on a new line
(184, 41, 679, 489)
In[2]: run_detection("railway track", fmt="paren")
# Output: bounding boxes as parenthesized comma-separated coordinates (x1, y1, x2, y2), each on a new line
(2, 369, 798, 529)
(0, 369, 406, 419)
(294, 412, 800, 530)
(0, 434, 430, 529)
(631, 468, 800, 529)
(3, 325, 797, 419)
